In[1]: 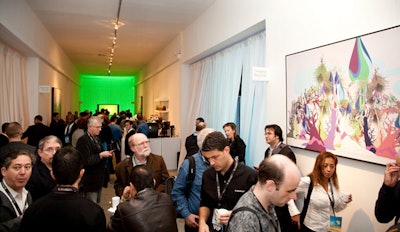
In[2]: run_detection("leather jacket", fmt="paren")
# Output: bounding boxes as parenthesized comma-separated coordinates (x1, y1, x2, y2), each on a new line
(107, 188, 178, 232)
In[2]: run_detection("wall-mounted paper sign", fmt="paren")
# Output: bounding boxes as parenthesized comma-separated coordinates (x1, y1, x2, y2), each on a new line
(252, 67, 270, 81)
(39, 85, 51, 93)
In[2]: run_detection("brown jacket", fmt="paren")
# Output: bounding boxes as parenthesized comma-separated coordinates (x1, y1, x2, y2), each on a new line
(114, 154, 169, 196)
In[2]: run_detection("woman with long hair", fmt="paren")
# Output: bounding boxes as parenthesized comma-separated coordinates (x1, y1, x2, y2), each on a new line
(288, 151, 352, 232)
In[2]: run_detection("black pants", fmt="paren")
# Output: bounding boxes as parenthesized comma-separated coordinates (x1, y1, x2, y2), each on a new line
(300, 225, 315, 232)
(184, 224, 198, 232)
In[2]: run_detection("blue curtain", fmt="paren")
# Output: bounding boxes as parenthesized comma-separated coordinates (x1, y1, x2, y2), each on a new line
(187, 31, 266, 167)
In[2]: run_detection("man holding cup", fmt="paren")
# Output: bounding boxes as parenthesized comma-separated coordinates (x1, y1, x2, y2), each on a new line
(198, 132, 257, 232)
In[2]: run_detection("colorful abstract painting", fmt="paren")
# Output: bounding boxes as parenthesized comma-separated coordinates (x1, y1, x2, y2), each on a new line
(286, 26, 400, 165)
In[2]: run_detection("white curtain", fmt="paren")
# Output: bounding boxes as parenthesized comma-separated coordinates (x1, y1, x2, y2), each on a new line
(184, 31, 266, 167)
(240, 32, 267, 166)
(0, 43, 29, 127)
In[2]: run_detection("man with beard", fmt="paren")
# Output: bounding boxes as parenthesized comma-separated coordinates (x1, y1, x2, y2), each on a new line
(114, 133, 169, 197)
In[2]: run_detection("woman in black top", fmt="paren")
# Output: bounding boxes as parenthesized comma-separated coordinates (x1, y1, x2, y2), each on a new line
(223, 122, 246, 163)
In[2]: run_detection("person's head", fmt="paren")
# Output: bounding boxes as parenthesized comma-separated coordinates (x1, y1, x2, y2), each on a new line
(136, 113, 144, 121)
(34, 115, 43, 124)
(5, 122, 23, 139)
(195, 117, 205, 125)
(65, 113, 74, 124)
(125, 120, 134, 130)
(37, 135, 62, 169)
(129, 165, 154, 194)
(195, 121, 206, 132)
(201, 131, 232, 173)
(264, 124, 283, 147)
(1, 150, 36, 192)
(311, 151, 339, 188)
(197, 128, 215, 150)
(51, 147, 84, 186)
(1, 122, 9, 133)
(223, 122, 237, 140)
(52, 112, 60, 121)
(87, 116, 103, 136)
(257, 154, 300, 207)
(129, 133, 151, 159)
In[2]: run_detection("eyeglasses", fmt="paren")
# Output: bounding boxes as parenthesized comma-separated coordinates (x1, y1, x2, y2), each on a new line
(133, 140, 150, 147)
(43, 147, 61, 153)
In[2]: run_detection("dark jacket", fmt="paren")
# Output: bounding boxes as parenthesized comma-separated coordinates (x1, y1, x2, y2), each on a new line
(107, 188, 178, 232)
(20, 189, 106, 232)
(25, 159, 56, 202)
(0, 190, 32, 232)
(21, 123, 51, 147)
(229, 135, 246, 163)
(375, 182, 400, 223)
(185, 133, 199, 158)
(114, 154, 169, 196)
(76, 132, 105, 192)
(264, 142, 296, 163)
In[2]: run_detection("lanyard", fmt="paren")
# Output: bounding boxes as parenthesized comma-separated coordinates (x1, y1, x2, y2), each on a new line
(216, 157, 238, 205)
(1, 181, 27, 216)
(326, 180, 336, 217)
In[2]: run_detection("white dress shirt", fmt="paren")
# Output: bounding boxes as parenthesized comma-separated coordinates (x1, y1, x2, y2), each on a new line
(288, 176, 348, 232)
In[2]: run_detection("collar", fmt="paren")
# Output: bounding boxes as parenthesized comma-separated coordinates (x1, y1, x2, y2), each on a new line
(219, 159, 236, 179)
(0, 180, 27, 200)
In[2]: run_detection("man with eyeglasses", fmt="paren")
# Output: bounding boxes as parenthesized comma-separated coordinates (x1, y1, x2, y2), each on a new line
(76, 116, 114, 203)
(226, 155, 301, 232)
(114, 133, 169, 198)
(198, 131, 257, 232)
(26, 135, 62, 201)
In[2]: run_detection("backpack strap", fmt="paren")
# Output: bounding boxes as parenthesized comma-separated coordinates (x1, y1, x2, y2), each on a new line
(227, 206, 262, 230)
(185, 156, 196, 197)
(300, 175, 313, 224)
(188, 156, 196, 183)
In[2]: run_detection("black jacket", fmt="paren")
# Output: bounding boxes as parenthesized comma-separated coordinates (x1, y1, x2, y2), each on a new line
(375, 182, 400, 223)
(76, 132, 105, 192)
(25, 160, 56, 202)
(0, 190, 32, 232)
(108, 188, 178, 232)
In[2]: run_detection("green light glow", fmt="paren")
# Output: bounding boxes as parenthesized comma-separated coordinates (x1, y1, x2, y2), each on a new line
(80, 75, 136, 115)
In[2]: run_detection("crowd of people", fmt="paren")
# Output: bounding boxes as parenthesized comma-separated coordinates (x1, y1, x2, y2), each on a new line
(0, 111, 398, 232)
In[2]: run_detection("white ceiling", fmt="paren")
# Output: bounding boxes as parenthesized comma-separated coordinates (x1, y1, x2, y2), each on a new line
(24, 0, 215, 76)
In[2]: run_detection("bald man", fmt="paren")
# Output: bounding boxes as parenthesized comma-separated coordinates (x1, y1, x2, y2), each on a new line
(227, 155, 301, 232)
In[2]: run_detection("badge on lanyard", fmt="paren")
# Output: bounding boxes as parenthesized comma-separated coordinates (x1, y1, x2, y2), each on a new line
(330, 215, 342, 232)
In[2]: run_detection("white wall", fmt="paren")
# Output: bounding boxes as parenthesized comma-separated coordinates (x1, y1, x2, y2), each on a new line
(136, 36, 182, 136)
(173, 0, 400, 231)
(0, 0, 79, 125)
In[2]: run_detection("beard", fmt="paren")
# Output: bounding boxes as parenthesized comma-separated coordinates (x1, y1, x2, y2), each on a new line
(138, 148, 151, 157)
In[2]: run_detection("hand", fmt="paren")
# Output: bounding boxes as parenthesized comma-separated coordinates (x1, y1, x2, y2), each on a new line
(291, 214, 300, 230)
(100, 150, 113, 159)
(122, 186, 131, 201)
(219, 210, 232, 225)
(198, 220, 210, 232)
(185, 214, 199, 228)
(384, 162, 400, 187)
(347, 194, 353, 203)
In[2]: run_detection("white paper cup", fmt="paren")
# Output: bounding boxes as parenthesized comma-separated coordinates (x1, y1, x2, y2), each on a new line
(112, 196, 120, 208)
(340, 192, 350, 202)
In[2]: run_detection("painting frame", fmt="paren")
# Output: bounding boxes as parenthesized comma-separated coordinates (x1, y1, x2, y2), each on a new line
(285, 25, 400, 165)
(51, 87, 62, 115)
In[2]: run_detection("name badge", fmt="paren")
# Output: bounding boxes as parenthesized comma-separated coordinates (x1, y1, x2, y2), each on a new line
(330, 215, 342, 232)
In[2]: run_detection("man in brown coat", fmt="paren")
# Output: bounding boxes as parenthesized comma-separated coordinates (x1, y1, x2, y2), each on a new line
(113, 133, 169, 197)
